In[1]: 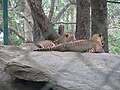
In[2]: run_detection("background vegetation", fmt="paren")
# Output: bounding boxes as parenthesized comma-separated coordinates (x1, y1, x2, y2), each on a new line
(0, 0, 120, 55)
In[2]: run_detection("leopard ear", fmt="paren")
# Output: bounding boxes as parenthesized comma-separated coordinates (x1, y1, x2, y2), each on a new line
(99, 33, 102, 37)
(65, 34, 69, 38)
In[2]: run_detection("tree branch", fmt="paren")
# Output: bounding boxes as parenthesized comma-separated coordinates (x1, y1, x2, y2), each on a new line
(53, 2, 72, 23)
(27, 0, 58, 40)
(9, 26, 25, 40)
(9, 27, 25, 40)
(0, 27, 24, 41)
(107, 1, 120, 4)
(48, 0, 55, 21)
(69, 0, 76, 5)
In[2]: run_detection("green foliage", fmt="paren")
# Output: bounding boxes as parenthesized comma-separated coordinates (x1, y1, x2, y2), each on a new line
(0, 0, 120, 55)
(0, 0, 24, 45)
(43, 0, 76, 33)
(108, 2, 120, 55)
(10, 34, 23, 45)
(8, 11, 24, 45)
(109, 35, 120, 55)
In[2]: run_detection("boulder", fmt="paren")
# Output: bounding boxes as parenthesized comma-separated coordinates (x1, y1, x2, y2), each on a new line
(4, 51, 120, 90)
(0, 45, 53, 90)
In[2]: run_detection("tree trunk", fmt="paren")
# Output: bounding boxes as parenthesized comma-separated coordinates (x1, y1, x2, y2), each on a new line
(30, 0, 42, 43)
(58, 22, 64, 36)
(48, 0, 55, 21)
(24, 0, 33, 43)
(27, 0, 58, 41)
(75, 0, 90, 39)
(33, 20, 43, 43)
(71, 7, 76, 33)
(91, 0, 108, 52)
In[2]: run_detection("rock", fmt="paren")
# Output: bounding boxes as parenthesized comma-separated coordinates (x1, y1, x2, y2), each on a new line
(19, 43, 38, 51)
(4, 51, 120, 90)
(0, 45, 53, 90)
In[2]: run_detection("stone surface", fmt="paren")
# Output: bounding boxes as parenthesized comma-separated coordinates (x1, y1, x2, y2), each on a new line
(0, 45, 53, 90)
(4, 50, 120, 90)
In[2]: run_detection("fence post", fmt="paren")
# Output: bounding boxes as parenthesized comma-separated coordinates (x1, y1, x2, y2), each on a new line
(3, 0, 8, 45)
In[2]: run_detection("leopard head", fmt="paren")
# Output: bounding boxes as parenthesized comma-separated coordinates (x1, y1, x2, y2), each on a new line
(54, 33, 75, 44)
(91, 33, 105, 46)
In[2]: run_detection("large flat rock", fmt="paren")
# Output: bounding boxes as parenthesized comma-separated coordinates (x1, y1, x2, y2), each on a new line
(4, 51, 120, 90)
(0, 45, 53, 90)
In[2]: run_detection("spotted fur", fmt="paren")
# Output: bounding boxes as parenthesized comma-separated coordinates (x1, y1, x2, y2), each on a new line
(35, 40, 55, 48)
(36, 33, 75, 49)
(54, 33, 75, 45)
(34, 34, 104, 53)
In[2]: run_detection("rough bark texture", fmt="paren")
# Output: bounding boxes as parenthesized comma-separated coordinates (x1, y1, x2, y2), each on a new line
(75, 0, 90, 39)
(24, 0, 33, 43)
(91, 0, 108, 52)
(48, 0, 55, 21)
(27, 0, 58, 41)
(33, 20, 43, 43)
(58, 23, 64, 36)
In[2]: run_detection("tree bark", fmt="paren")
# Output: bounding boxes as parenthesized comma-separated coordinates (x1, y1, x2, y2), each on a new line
(27, 0, 58, 41)
(24, 0, 33, 43)
(58, 22, 64, 36)
(48, 0, 55, 21)
(91, 0, 108, 52)
(33, 20, 43, 43)
(75, 0, 90, 40)
(71, 7, 76, 33)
